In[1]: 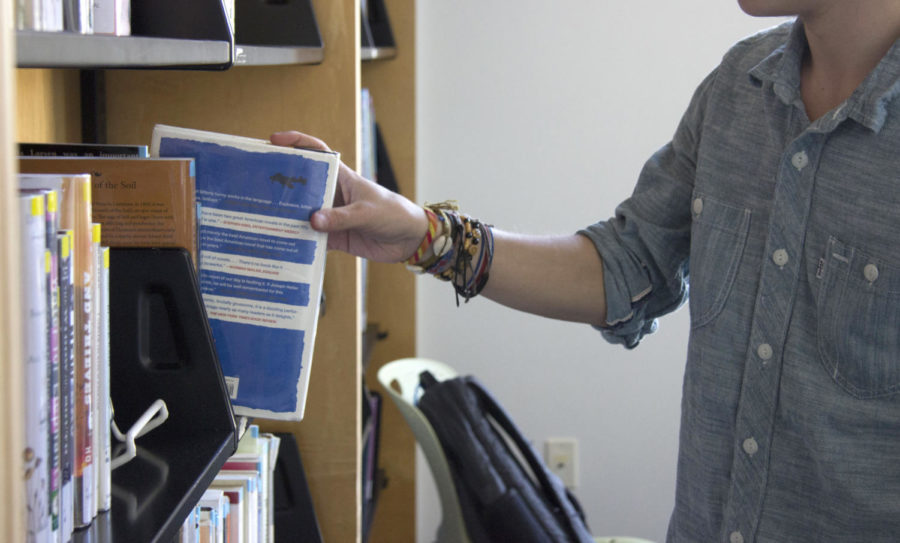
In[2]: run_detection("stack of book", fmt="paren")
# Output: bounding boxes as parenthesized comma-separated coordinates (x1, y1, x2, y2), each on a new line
(177, 426, 281, 543)
(18, 167, 111, 543)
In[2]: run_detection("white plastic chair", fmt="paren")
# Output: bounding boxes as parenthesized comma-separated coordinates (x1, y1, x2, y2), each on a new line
(377, 357, 656, 543)
(378, 357, 471, 543)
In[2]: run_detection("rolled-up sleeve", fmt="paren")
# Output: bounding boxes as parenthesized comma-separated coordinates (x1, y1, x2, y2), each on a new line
(578, 68, 718, 348)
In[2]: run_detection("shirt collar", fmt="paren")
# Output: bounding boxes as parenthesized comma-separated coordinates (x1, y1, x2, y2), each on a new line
(749, 20, 900, 132)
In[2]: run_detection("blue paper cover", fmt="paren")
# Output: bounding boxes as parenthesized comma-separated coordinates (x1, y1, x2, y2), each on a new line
(151, 125, 338, 421)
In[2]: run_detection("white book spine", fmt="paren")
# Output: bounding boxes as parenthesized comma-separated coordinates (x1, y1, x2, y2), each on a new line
(43, 191, 61, 543)
(41, 0, 63, 31)
(20, 193, 51, 543)
(97, 246, 111, 512)
(62, 0, 92, 33)
(17, 0, 42, 30)
(75, 240, 94, 528)
(92, 0, 130, 35)
(90, 224, 102, 516)
(57, 231, 75, 543)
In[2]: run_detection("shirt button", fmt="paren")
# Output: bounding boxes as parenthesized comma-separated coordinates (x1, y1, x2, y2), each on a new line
(730, 531, 744, 543)
(792, 150, 809, 170)
(743, 437, 759, 456)
(864, 263, 879, 283)
(757, 343, 773, 361)
(692, 198, 703, 216)
(772, 248, 789, 267)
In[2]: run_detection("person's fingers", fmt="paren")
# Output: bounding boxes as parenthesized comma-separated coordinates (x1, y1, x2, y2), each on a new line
(310, 202, 369, 233)
(270, 131, 331, 152)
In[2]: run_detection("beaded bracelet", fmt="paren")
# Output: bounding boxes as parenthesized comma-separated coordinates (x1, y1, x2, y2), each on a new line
(406, 201, 494, 305)
(405, 207, 441, 266)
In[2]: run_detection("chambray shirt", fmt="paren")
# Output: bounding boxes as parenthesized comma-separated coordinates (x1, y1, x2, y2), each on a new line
(580, 20, 900, 543)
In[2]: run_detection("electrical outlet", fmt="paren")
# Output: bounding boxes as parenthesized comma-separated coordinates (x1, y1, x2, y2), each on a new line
(544, 437, 578, 489)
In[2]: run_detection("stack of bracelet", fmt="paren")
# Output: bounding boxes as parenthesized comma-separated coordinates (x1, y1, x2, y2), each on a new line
(405, 201, 495, 305)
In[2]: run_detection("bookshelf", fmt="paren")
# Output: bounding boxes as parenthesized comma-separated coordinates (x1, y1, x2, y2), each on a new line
(4, 1, 417, 542)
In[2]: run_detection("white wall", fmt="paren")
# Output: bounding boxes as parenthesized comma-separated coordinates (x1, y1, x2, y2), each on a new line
(415, 3, 784, 542)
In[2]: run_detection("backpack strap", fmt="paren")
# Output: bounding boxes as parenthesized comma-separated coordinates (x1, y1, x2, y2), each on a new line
(462, 376, 594, 543)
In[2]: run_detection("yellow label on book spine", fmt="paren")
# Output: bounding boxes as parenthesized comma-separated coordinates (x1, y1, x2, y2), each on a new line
(47, 190, 58, 213)
(92, 223, 101, 243)
(83, 179, 91, 202)
(61, 234, 70, 259)
(103, 247, 109, 269)
(45, 250, 51, 274)
(31, 194, 43, 217)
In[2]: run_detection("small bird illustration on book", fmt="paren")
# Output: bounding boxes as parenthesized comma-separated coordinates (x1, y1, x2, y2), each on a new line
(270, 173, 308, 188)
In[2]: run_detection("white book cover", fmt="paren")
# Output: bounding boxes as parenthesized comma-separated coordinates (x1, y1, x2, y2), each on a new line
(92, 0, 129, 35)
(16, 0, 41, 30)
(97, 246, 111, 512)
(19, 192, 51, 543)
(210, 473, 257, 543)
(151, 124, 339, 421)
(225, 425, 271, 543)
(209, 481, 244, 543)
(260, 433, 281, 543)
(41, 0, 63, 31)
(199, 489, 228, 543)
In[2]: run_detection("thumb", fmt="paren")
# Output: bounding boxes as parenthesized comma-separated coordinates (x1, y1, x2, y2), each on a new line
(310, 203, 368, 233)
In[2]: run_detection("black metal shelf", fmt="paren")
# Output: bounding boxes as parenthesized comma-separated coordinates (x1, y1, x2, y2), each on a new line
(104, 248, 238, 542)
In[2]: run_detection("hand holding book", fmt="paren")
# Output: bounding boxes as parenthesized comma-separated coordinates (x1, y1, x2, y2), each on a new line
(270, 131, 428, 264)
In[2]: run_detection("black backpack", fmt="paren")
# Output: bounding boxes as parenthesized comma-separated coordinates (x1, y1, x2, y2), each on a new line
(417, 371, 595, 543)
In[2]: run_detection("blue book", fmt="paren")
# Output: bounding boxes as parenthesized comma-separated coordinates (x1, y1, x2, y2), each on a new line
(151, 125, 338, 421)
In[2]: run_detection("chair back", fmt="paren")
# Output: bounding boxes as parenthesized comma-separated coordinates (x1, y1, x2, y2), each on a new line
(377, 358, 470, 543)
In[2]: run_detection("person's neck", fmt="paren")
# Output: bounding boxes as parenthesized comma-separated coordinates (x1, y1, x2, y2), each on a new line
(800, 2, 900, 120)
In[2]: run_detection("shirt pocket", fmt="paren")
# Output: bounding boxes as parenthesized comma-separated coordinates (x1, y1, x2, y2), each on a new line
(688, 193, 751, 329)
(817, 236, 900, 399)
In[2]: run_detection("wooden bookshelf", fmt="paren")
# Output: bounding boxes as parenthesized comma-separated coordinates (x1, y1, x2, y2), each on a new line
(5, 0, 417, 541)
(361, 1, 417, 541)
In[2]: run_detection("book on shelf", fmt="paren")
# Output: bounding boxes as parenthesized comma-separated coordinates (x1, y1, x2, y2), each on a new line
(16, 0, 41, 31)
(16, 0, 64, 31)
(206, 479, 245, 543)
(19, 188, 64, 542)
(40, 189, 62, 543)
(210, 471, 259, 543)
(92, 0, 130, 36)
(19, 173, 96, 528)
(89, 224, 111, 516)
(19, 142, 149, 158)
(57, 230, 76, 543)
(19, 156, 199, 267)
(62, 0, 93, 33)
(198, 488, 229, 543)
(151, 124, 339, 421)
(222, 425, 280, 543)
(18, 191, 51, 543)
(97, 245, 112, 516)
(177, 505, 201, 543)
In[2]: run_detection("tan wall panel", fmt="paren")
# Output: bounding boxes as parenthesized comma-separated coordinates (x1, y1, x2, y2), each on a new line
(15, 69, 81, 143)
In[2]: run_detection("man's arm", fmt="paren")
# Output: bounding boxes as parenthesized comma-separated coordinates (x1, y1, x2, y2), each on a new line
(483, 231, 607, 326)
(271, 130, 608, 326)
